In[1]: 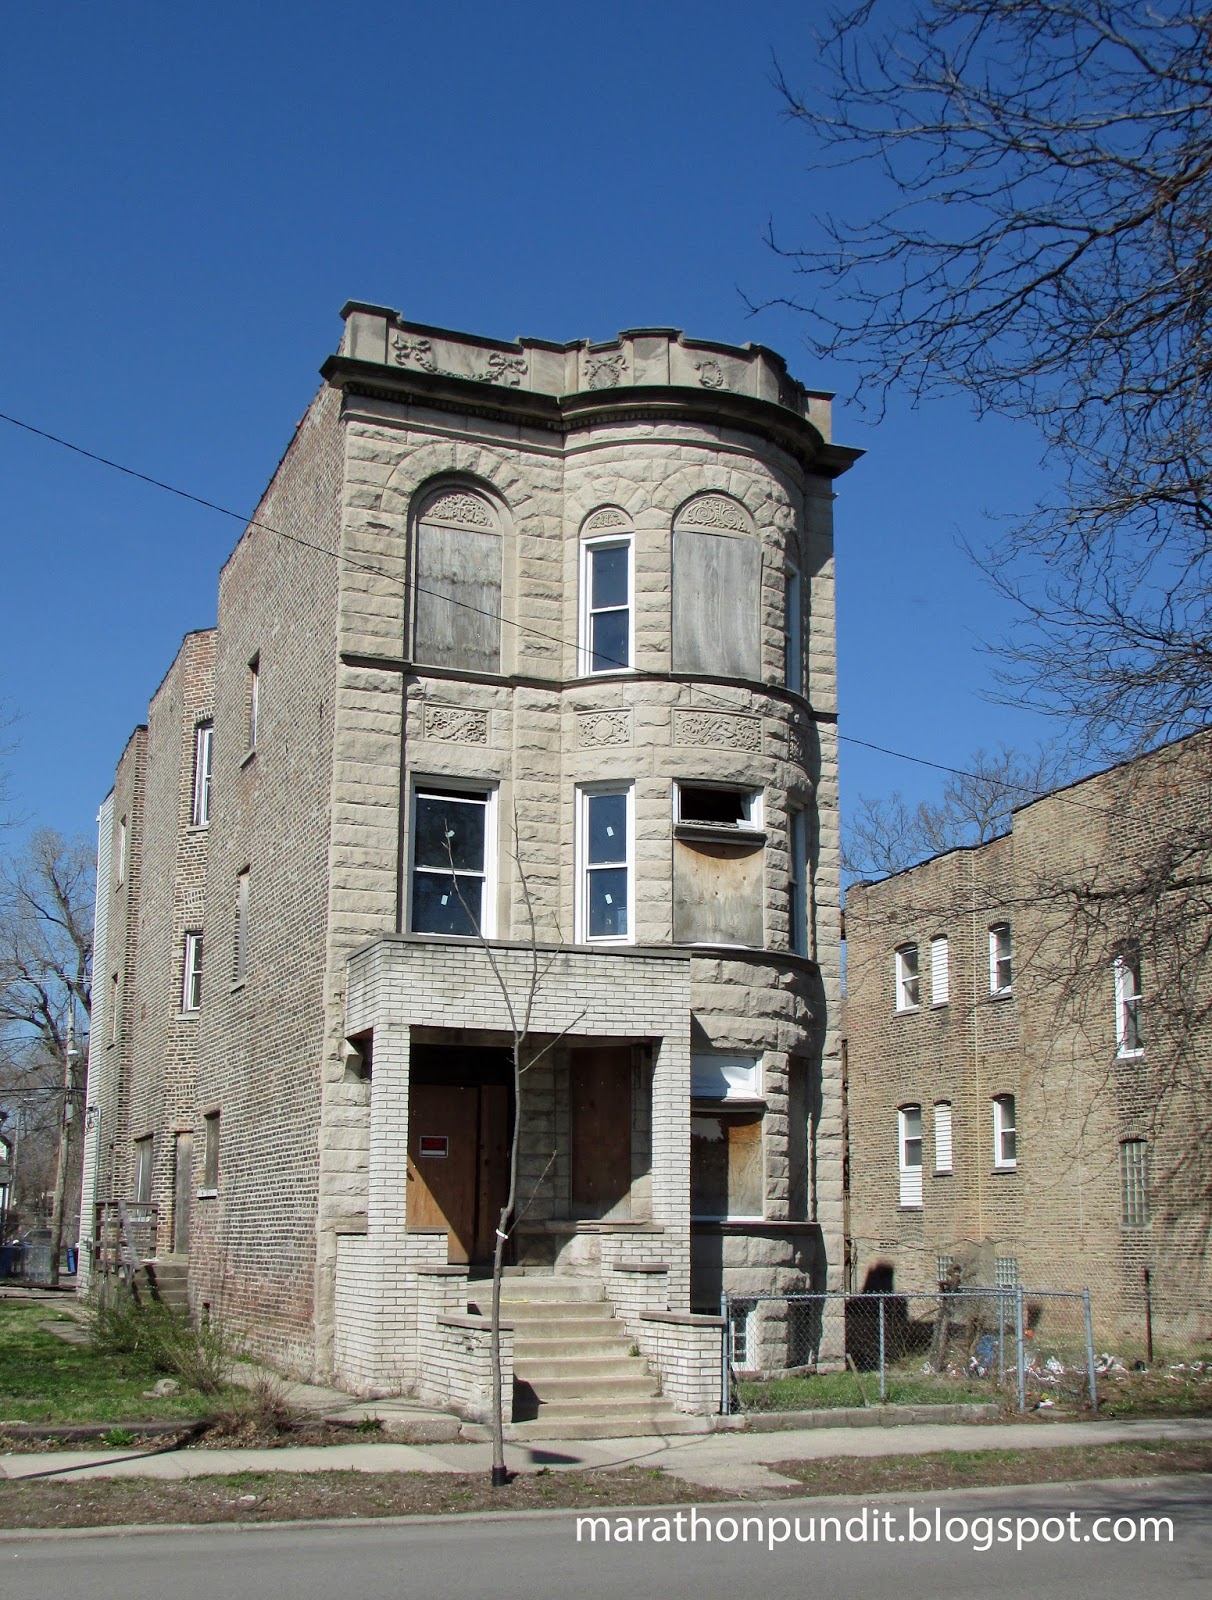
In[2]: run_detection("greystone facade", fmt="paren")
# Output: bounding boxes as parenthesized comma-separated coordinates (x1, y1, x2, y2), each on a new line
(81, 306, 855, 1410)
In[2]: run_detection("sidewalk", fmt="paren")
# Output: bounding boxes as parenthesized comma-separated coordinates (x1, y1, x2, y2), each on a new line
(5, 1417, 1210, 1495)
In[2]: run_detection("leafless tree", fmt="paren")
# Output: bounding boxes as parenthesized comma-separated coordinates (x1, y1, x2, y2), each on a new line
(0, 831, 94, 1268)
(843, 742, 1072, 880)
(771, 0, 1212, 755)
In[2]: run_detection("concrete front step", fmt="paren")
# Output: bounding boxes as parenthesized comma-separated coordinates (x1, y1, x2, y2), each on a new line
(503, 1413, 708, 1441)
(513, 1337, 638, 1361)
(491, 1278, 606, 1304)
(515, 1373, 660, 1402)
(514, 1354, 650, 1383)
(495, 1307, 616, 1331)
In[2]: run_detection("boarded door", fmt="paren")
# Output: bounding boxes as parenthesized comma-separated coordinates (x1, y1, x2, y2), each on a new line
(407, 1083, 510, 1264)
(173, 1133, 193, 1254)
(571, 1047, 633, 1220)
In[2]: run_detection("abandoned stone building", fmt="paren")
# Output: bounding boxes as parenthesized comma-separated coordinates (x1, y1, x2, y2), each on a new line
(78, 304, 856, 1425)
(843, 733, 1212, 1344)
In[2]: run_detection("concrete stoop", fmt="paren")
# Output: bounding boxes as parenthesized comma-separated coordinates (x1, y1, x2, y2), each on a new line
(467, 1273, 702, 1441)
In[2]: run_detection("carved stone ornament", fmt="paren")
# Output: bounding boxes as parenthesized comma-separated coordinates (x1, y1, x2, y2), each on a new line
(392, 334, 439, 372)
(674, 709, 762, 753)
(586, 352, 626, 390)
(577, 710, 632, 747)
(695, 358, 726, 390)
(423, 492, 494, 528)
(424, 705, 490, 745)
(678, 494, 748, 532)
(583, 507, 629, 533)
(390, 332, 526, 389)
(788, 723, 813, 772)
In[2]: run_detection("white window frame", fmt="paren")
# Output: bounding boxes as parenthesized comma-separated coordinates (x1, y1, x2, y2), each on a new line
(233, 869, 250, 985)
(579, 534, 634, 675)
(933, 1100, 953, 1174)
(575, 782, 634, 944)
(784, 567, 802, 693)
(789, 809, 809, 956)
(894, 944, 920, 1013)
(728, 1298, 758, 1370)
(191, 722, 213, 827)
(993, 1094, 1017, 1169)
(989, 923, 1013, 995)
(408, 780, 498, 940)
(116, 816, 127, 887)
(181, 931, 203, 1014)
(898, 1104, 923, 1208)
(691, 1052, 763, 1102)
(674, 781, 763, 832)
(1114, 953, 1144, 1058)
(930, 935, 950, 1006)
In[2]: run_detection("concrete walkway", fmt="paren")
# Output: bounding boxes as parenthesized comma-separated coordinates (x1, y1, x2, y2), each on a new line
(4, 1417, 1209, 1495)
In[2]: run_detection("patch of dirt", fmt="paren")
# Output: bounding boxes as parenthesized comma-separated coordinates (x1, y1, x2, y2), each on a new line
(772, 1440, 1212, 1496)
(1, 1441, 1208, 1530)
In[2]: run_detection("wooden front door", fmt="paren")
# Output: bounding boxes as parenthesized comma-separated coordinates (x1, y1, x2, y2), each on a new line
(571, 1046, 633, 1220)
(407, 1083, 510, 1264)
(173, 1133, 193, 1254)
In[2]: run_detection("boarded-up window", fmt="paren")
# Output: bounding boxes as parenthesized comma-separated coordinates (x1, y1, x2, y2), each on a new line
(673, 837, 764, 945)
(934, 1101, 953, 1174)
(691, 1111, 763, 1218)
(413, 489, 502, 673)
(672, 496, 759, 678)
(133, 1137, 154, 1204)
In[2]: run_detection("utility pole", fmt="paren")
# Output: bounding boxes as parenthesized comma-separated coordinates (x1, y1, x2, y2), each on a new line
(48, 1002, 78, 1289)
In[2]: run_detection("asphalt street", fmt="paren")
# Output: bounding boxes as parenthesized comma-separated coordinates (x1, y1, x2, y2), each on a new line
(2, 1475, 1207, 1600)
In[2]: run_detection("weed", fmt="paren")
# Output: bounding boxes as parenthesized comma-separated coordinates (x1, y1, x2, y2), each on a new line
(100, 1428, 136, 1448)
(354, 1415, 383, 1434)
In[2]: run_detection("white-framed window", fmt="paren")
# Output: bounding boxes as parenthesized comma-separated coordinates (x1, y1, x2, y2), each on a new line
(233, 869, 250, 985)
(930, 935, 950, 1005)
(728, 1298, 758, 1369)
(993, 1094, 1017, 1169)
(116, 816, 128, 888)
(181, 931, 203, 1013)
(994, 1255, 1019, 1288)
(989, 923, 1013, 995)
(933, 1100, 953, 1174)
(1114, 952, 1143, 1057)
(576, 783, 633, 943)
(580, 534, 633, 674)
(784, 567, 802, 692)
(191, 722, 213, 827)
(1120, 1139, 1150, 1227)
(246, 654, 260, 753)
(691, 1052, 762, 1102)
(410, 783, 496, 938)
(898, 1104, 923, 1207)
(895, 944, 920, 1012)
(789, 809, 809, 956)
(675, 783, 762, 832)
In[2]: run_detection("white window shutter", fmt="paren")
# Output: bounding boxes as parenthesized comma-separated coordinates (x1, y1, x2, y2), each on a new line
(930, 936, 949, 1004)
(934, 1102, 953, 1173)
(899, 1165, 923, 1207)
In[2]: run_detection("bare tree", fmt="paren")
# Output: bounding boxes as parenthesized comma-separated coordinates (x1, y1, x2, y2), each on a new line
(844, 742, 1072, 880)
(771, 0, 1212, 753)
(0, 831, 94, 1273)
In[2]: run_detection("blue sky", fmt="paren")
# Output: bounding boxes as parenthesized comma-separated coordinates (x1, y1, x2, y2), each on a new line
(0, 1, 1059, 849)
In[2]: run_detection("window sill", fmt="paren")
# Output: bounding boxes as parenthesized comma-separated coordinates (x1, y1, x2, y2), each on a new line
(989, 989, 1013, 1002)
(196, 1188, 218, 1199)
(1116, 1049, 1145, 1061)
(230, 980, 246, 994)
(931, 1001, 950, 1010)
(186, 823, 210, 835)
(897, 1204, 924, 1213)
(894, 1006, 919, 1017)
(932, 1169, 953, 1177)
(240, 749, 257, 769)
(175, 1011, 200, 1022)
(992, 1164, 1018, 1175)
(674, 823, 766, 847)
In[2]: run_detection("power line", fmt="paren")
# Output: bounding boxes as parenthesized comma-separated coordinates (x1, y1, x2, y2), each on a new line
(0, 406, 1105, 815)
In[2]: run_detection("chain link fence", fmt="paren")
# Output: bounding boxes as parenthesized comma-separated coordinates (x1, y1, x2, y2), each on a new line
(722, 1287, 1097, 1416)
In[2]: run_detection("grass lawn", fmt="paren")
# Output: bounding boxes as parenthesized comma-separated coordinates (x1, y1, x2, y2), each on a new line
(0, 1302, 231, 1426)
(736, 1366, 996, 1412)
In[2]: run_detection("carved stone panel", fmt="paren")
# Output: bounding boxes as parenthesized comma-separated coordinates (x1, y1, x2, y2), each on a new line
(673, 710, 763, 753)
(423, 705, 490, 745)
(576, 710, 632, 747)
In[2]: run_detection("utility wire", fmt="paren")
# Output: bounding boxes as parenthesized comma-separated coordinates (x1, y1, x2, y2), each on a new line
(0, 406, 1112, 816)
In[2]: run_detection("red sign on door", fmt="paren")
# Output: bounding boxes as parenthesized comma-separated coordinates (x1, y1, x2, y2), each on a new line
(418, 1135, 449, 1159)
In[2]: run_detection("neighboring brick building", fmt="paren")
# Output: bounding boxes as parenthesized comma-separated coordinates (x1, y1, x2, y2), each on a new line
(80, 305, 856, 1417)
(843, 734, 1212, 1342)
